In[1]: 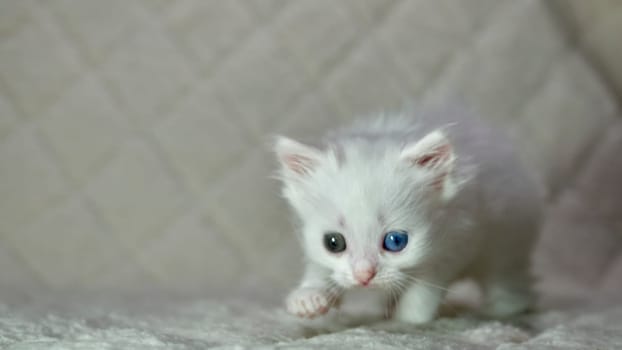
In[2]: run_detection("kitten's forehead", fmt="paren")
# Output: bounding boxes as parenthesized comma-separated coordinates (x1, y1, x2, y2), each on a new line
(294, 140, 418, 231)
(332, 146, 403, 192)
(318, 152, 404, 226)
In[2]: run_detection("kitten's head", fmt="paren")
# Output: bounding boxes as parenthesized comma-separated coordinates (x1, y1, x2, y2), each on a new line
(274, 129, 460, 290)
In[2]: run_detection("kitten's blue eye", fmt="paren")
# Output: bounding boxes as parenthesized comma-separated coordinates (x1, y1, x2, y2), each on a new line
(383, 231, 408, 252)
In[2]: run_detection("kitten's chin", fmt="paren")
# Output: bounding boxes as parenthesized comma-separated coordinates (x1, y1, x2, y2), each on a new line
(356, 284, 387, 292)
(338, 280, 391, 291)
(334, 279, 363, 290)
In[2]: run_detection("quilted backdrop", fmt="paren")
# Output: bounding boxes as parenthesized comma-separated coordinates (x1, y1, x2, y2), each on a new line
(0, 0, 621, 306)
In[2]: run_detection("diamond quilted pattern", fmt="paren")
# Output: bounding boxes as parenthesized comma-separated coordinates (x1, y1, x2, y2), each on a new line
(0, 243, 43, 302)
(154, 85, 252, 193)
(601, 253, 622, 292)
(100, 22, 194, 127)
(274, 0, 359, 78)
(0, 1, 29, 35)
(518, 53, 617, 194)
(138, 0, 174, 13)
(202, 150, 292, 268)
(574, 122, 622, 218)
(165, 0, 256, 72)
(340, 0, 400, 24)
(244, 0, 290, 20)
(85, 140, 188, 248)
(0, 127, 67, 234)
(80, 258, 160, 295)
(137, 211, 244, 294)
(552, 0, 622, 98)
(533, 118, 622, 297)
(212, 30, 308, 137)
(7, 197, 117, 289)
(46, 0, 143, 64)
(0, 94, 17, 141)
(0, 0, 621, 300)
(39, 75, 129, 185)
(427, 0, 566, 122)
(536, 193, 622, 290)
(379, 0, 500, 96)
(0, 11, 81, 118)
(323, 35, 412, 118)
(275, 91, 345, 138)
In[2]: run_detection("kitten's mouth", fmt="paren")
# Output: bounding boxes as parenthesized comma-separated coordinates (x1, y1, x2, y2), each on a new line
(352, 279, 384, 289)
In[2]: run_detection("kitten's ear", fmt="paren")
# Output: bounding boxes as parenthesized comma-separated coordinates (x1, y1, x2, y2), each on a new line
(400, 130, 454, 189)
(274, 136, 323, 177)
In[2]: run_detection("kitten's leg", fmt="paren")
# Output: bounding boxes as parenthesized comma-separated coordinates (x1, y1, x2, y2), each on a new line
(479, 224, 538, 318)
(479, 199, 541, 318)
(394, 281, 446, 324)
(480, 271, 534, 318)
(286, 263, 340, 319)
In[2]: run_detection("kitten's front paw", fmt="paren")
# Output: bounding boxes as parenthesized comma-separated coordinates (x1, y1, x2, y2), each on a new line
(285, 288, 333, 319)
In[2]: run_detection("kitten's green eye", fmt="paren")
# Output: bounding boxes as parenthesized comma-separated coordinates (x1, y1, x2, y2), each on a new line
(323, 232, 346, 253)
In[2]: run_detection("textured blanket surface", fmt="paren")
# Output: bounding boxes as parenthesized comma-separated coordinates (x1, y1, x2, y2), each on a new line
(2, 298, 622, 349)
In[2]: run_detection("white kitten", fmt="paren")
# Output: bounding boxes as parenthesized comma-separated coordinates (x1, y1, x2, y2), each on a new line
(273, 108, 543, 324)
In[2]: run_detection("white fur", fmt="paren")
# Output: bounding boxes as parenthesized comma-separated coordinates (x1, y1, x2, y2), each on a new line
(274, 109, 544, 323)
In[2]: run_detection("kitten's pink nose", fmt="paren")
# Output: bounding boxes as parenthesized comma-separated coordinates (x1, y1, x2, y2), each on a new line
(354, 268, 376, 286)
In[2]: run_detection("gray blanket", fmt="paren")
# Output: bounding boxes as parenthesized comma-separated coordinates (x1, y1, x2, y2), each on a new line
(2, 296, 621, 349)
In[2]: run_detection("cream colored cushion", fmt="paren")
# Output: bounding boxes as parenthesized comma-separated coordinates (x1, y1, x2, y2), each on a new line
(0, 0, 620, 306)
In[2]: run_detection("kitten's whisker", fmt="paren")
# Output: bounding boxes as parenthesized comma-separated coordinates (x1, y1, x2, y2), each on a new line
(324, 279, 344, 309)
(400, 275, 451, 293)
(391, 271, 451, 296)
(396, 274, 455, 309)
(384, 288, 392, 319)
(392, 279, 408, 295)
(387, 286, 399, 319)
